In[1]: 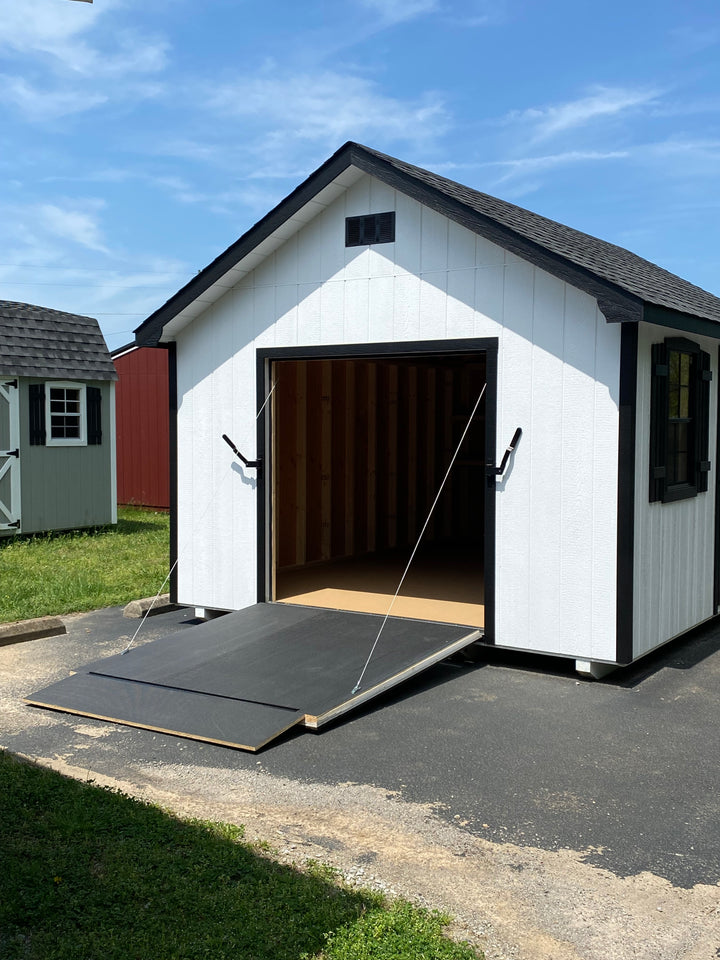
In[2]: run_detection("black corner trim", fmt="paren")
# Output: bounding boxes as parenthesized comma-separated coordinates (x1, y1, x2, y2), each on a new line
(714, 344, 720, 614)
(256, 351, 267, 604)
(167, 343, 178, 604)
(617, 322, 638, 664)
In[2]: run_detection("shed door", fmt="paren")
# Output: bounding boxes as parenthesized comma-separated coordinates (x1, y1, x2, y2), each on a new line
(0, 379, 21, 532)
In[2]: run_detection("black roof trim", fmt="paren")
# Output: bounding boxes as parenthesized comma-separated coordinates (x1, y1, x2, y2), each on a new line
(642, 304, 720, 340)
(110, 341, 137, 359)
(136, 145, 362, 346)
(348, 146, 643, 325)
(135, 142, 720, 346)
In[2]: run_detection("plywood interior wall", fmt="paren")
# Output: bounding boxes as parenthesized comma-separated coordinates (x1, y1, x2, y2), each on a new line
(273, 355, 486, 571)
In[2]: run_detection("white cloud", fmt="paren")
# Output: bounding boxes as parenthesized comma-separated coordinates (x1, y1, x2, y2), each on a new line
(490, 149, 629, 181)
(0, 0, 168, 78)
(0, 212, 190, 348)
(506, 85, 661, 141)
(207, 69, 448, 150)
(0, 75, 108, 120)
(0, 0, 168, 121)
(360, 0, 439, 26)
(38, 204, 109, 254)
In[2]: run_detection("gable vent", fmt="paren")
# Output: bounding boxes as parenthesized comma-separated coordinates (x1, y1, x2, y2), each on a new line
(345, 211, 396, 247)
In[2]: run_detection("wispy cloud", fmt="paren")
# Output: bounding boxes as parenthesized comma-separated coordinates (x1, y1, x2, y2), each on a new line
(359, 0, 440, 26)
(667, 23, 720, 56)
(505, 85, 661, 141)
(0, 0, 168, 120)
(206, 68, 448, 151)
(489, 149, 629, 181)
(0, 0, 168, 78)
(0, 202, 190, 347)
(0, 75, 108, 120)
(34, 202, 110, 254)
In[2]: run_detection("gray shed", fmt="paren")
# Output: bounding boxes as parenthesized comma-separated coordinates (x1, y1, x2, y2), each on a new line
(0, 301, 118, 537)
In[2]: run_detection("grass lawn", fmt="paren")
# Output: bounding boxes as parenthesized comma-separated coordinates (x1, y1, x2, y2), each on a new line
(0, 751, 481, 960)
(0, 506, 170, 623)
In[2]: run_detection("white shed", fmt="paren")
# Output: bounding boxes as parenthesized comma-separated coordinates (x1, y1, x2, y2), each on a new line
(134, 142, 720, 680)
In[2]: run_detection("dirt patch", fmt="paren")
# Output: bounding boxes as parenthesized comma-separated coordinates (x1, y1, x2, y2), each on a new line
(33, 753, 720, 960)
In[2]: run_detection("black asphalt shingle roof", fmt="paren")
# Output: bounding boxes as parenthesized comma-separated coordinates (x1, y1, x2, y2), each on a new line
(362, 144, 720, 325)
(135, 141, 720, 345)
(0, 301, 118, 380)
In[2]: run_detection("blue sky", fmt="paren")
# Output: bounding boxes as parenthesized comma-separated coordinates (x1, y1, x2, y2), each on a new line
(1, 0, 719, 350)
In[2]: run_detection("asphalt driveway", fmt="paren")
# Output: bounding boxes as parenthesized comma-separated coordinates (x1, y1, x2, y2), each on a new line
(2, 603, 718, 893)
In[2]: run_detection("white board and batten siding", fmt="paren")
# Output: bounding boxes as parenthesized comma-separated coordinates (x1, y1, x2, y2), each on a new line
(174, 171, 621, 662)
(633, 321, 718, 658)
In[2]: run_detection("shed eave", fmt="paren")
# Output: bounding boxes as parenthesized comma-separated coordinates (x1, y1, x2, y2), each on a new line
(642, 303, 720, 340)
(135, 153, 368, 346)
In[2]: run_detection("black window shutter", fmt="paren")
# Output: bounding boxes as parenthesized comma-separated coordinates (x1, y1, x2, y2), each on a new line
(649, 342, 668, 502)
(29, 383, 46, 446)
(87, 386, 102, 445)
(696, 350, 712, 492)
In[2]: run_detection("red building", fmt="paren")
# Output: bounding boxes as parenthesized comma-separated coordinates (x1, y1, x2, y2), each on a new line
(112, 345, 170, 509)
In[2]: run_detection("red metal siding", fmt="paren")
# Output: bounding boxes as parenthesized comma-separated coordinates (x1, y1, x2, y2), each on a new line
(114, 347, 170, 509)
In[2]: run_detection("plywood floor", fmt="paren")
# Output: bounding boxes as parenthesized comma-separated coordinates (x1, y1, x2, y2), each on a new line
(276, 545, 484, 627)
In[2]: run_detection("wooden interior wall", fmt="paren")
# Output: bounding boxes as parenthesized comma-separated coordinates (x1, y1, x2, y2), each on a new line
(273, 356, 485, 570)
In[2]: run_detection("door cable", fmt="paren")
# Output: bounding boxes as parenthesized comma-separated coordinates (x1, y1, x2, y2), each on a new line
(351, 381, 487, 694)
(121, 374, 278, 655)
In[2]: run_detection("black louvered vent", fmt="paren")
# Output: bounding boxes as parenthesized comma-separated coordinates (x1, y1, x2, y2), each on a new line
(345, 211, 395, 247)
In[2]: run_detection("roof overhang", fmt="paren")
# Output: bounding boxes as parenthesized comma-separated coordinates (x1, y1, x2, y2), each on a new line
(135, 141, 720, 347)
(135, 147, 368, 346)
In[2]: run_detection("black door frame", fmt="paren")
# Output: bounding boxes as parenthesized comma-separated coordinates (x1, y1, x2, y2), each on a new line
(256, 337, 499, 643)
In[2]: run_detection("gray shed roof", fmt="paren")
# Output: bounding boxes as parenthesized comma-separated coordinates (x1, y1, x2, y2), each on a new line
(135, 141, 720, 346)
(0, 301, 118, 381)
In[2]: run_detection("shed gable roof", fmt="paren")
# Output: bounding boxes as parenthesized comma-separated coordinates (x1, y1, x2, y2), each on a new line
(0, 301, 118, 380)
(135, 142, 720, 346)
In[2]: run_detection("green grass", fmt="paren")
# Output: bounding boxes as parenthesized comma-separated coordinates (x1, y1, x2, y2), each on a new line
(0, 751, 481, 960)
(0, 506, 170, 623)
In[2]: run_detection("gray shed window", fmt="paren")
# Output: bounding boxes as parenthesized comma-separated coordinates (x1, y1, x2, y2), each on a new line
(49, 384, 84, 442)
(29, 382, 102, 447)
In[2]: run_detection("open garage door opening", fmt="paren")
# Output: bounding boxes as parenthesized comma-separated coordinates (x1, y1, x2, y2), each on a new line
(266, 348, 493, 631)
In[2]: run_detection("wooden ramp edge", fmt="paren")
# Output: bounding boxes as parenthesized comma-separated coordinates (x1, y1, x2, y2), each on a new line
(304, 627, 481, 728)
(25, 673, 305, 753)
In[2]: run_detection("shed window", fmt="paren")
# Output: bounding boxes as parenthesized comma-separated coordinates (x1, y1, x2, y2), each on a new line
(49, 385, 84, 441)
(650, 338, 711, 503)
(29, 382, 102, 447)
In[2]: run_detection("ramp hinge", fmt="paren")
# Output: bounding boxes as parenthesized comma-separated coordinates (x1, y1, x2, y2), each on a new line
(3, 449, 19, 458)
